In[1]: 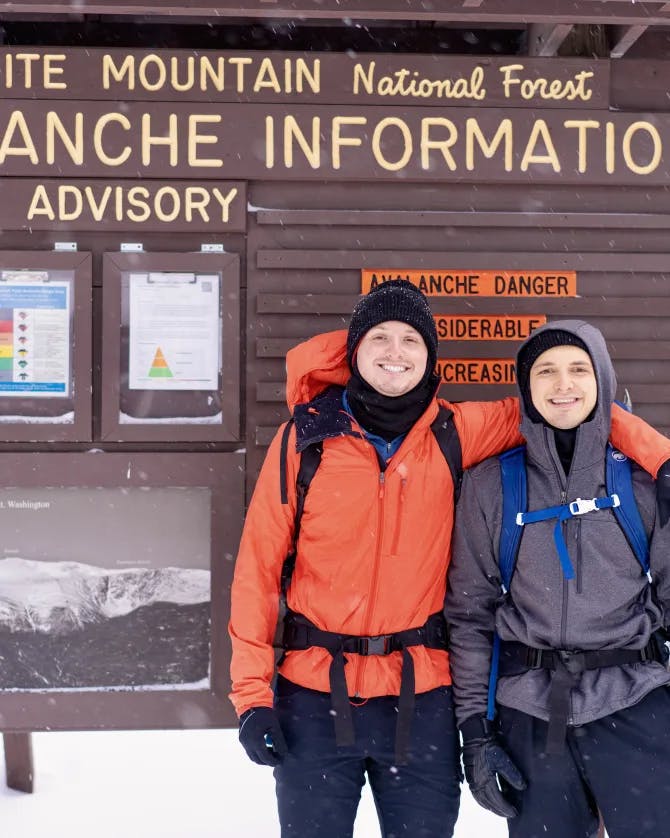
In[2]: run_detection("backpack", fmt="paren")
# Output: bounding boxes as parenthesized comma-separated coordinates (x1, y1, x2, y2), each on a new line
(277, 403, 463, 611)
(486, 441, 651, 719)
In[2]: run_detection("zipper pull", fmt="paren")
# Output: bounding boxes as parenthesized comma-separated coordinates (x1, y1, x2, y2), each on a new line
(379, 471, 385, 498)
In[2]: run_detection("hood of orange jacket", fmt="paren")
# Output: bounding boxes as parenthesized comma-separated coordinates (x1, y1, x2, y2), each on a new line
(285, 329, 349, 410)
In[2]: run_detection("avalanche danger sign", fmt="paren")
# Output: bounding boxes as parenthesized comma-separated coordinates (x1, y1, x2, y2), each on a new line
(362, 270, 577, 296)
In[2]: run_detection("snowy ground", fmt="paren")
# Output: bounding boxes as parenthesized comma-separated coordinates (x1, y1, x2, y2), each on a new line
(0, 728, 506, 837)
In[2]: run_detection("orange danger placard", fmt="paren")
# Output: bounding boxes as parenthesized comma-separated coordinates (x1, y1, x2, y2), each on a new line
(436, 358, 516, 385)
(435, 315, 547, 341)
(362, 270, 576, 297)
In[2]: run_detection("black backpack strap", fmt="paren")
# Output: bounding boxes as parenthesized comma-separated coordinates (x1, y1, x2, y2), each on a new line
(497, 635, 667, 753)
(431, 405, 463, 503)
(282, 609, 448, 763)
(279, 418, 294, 505)
(279, 427, 323, 596)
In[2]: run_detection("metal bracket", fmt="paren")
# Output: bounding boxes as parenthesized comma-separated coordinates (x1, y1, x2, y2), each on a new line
(54, 242, 77, 252)
(200, 243, 224, 253)
(120, 243, 144, 252)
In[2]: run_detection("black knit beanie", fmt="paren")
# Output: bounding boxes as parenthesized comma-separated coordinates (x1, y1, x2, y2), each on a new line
(517, 329, 590, 422)
(346, 280, 438, 372)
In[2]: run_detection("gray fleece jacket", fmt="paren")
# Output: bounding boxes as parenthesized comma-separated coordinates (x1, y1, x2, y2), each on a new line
(446, 319, 670, 727)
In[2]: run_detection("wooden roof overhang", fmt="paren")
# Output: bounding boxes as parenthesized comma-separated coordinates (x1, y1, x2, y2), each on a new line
(2, 1, 670, 59)
(0, 0, 669, 24)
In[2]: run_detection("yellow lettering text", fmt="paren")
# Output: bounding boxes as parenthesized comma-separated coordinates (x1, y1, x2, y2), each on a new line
(332, 116, 366, 169)
(26, 184, 55, 220)
(0, 111, 38, 164)
(93, 113, 131, 166)
(520, 119, 560, 172)
(420, 118, 458, 170)
(188, 114, 223, 167)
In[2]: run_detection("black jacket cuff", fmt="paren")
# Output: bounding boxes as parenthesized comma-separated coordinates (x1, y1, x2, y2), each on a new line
(459, 713, 494, 741)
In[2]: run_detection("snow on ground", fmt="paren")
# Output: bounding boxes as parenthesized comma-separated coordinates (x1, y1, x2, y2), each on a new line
(0, 728, 506, 837)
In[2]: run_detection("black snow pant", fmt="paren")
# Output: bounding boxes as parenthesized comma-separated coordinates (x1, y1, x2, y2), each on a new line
(273, 676, 462, 838)
(497, 685, 670, 838)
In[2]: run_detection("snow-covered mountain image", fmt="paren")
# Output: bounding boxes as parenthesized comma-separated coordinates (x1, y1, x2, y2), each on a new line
(0, 557, 209, 633)
(0, 557, 211, 691)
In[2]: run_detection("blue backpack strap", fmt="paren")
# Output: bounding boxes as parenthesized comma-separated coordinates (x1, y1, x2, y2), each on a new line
(499, 446, 528, 592)
(607, 444, 651, 579)
(487, 633, 501, 721)
(488, 445, 527, 720)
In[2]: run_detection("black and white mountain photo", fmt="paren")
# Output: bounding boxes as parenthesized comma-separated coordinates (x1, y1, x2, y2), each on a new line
(0, 486, 213, 691)
(0, 557, 210, 690)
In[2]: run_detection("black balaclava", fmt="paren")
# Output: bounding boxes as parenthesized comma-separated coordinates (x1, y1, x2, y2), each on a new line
(516, 329, 594, 475)
(345, 280, 439, 442)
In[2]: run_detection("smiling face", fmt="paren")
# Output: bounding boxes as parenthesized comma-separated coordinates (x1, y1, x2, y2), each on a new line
(529, 344, 598, 429)
(355, 320, 429, 397)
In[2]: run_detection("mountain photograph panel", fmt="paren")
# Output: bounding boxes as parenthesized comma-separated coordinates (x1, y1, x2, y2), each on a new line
(0, 487, 211, 691)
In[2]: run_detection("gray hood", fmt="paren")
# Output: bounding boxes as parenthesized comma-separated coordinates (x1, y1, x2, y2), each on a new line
(517, 319, 616, 471)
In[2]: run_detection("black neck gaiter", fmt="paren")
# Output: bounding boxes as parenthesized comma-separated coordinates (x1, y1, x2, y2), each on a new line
(553, 427, 577, 476)
(345, 369, 439, 442)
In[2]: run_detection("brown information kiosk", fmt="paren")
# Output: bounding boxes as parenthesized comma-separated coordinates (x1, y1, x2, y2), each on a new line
(0, 4, 669, 807)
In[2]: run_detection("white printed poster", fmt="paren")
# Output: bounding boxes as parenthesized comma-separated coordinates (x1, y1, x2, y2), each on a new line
(128, 272, 220, 391)
(0, 274, 71, 398)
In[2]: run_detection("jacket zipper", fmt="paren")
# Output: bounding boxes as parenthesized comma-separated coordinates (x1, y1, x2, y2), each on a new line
(353, 466, 386, 698)
(575, 519, 583, 595)
(389, 476, 407, 555)
(544, 427, 571, 649)
(544, 427, 577, 723)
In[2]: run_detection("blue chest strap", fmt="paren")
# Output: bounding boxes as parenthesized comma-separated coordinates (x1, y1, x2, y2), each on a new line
(517, 494, 621, 582)
(500, 443, 649, 586)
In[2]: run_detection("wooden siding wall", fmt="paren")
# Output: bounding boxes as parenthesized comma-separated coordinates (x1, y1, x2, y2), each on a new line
(246, 180, 670, 492)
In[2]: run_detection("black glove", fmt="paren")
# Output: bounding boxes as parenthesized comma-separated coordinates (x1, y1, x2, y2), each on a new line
(460, 714, 526, 819)
(239, 707, 288, 766)
(658, 457, 670, 529)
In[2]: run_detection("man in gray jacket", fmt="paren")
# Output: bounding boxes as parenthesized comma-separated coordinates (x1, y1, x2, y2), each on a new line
(446, 320, 670, 838)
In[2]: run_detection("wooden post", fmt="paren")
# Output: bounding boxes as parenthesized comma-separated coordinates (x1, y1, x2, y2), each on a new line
(3, 733, 34, 793)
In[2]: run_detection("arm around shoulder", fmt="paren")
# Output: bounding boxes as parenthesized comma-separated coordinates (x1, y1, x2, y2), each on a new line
(450, 397, 523, 470)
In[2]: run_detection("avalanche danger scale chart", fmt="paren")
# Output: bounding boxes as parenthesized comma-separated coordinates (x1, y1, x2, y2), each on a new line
(0, 273, 71, 397)
(128, 272, 220, 392)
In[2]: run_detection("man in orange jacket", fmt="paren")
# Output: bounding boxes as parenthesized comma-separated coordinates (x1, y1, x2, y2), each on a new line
(229, 280, 670, 838)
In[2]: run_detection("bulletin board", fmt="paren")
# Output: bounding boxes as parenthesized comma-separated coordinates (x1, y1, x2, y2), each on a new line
(0, 250, 92, 441)
(100, 251, 240, 442)
(0, 452, 242, 730)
